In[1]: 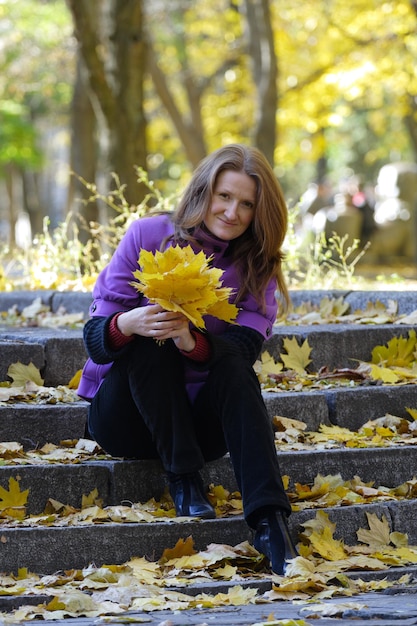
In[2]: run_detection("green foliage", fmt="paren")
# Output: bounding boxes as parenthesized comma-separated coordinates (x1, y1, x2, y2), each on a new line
(0, 102, 43, 168)
(0, 0, 74, 173)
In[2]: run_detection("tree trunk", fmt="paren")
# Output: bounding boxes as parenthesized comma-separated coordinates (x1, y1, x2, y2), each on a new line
(66, 0, 148, 206)
(22, 171, 43, 237)
(147, 44, 207, 168)
(404, 94, 417, 162)
(5, 164, 16, 247)
(67, 55, 99, 241)
(244, 0, 277, 164)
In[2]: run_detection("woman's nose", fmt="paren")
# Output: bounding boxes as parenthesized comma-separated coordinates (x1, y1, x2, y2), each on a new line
(224, 201, 239, 220)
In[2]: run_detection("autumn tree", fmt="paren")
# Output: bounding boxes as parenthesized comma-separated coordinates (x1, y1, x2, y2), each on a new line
(273, 0, 417, 190)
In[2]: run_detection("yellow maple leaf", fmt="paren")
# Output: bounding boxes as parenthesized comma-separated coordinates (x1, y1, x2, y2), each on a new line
(280, 337, 312, 374)
(81, 488, 103, 509)
(213, 563, 238, 579)
(159, 536, 197, 564)
(301, 510, 337, 539)
(0, 477, 29, 512)
(371, 330, 417, 367)
(256, 351, 283, 382)
(0, 442, 24, 459)
(319, 295, 350, 318)
(367, 363, 399, 384)
(7, 362, 44, 387)
(317, 424, 356, 442)
(131, 245, 239, 329)
(356, 513, 391, 548)
(308, 525, 347, 561)
(394, 547, 417, 563)
(68, 370, 82, 389)
(406, 407, 417, 421)
(396, 310, 417, 325)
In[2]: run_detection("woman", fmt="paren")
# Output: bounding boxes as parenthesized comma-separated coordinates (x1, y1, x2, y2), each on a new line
(78, 143, 298, 575)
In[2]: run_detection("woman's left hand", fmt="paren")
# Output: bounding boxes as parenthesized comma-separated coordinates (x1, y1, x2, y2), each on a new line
(153, 308, 195, 352)
(167, 318, 196, 352)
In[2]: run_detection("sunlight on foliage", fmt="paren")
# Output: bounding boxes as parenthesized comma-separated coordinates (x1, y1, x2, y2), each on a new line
(283, 208, 372, 290)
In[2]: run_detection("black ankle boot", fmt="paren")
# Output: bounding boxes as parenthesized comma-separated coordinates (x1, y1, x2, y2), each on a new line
(168, 471, 216, 519)
(253, 510, 298, 575)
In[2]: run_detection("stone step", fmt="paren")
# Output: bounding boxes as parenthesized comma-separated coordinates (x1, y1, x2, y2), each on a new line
(2, 323, 417, 385)
(0, 328, 85, 387)
(1, 444, 416, 515)
(1, 499, 415, 575)
(268, 323, 417, 372)
(2, 377, 417, 451)
(264, 383, 417, 430)
(0, 402, 89, 448)
(1, 289, 417, 318)
(1, 290, 417, 582)
(1, 289, 417, 386)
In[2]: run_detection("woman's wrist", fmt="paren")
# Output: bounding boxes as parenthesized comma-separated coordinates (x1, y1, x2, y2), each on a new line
(179, 330, 211, 361)
(115, 311, 134, 337)
(175, 328, 196, 352)
(108, 312, 135, 350)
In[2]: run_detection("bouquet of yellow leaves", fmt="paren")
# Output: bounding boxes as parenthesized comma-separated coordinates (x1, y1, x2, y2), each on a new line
(131, 245, 239, 329)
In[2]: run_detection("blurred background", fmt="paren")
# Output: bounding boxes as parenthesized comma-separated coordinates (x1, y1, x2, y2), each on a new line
(1, 0, 417, 286)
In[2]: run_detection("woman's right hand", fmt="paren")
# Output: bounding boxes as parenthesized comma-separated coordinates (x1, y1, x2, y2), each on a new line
(116, 304, 192, 344)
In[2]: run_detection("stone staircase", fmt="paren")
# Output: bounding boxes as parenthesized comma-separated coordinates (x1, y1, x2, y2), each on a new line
(1, 289, 417, 580)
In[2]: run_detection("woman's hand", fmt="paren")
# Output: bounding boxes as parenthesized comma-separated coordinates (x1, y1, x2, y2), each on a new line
(116, 304, 196, 352)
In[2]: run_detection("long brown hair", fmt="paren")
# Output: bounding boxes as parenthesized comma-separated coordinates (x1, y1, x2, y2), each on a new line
(171, 144, 289, 310)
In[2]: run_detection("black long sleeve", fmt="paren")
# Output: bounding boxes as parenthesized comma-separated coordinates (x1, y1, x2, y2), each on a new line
(83, 314, 135, 364)
(84, 313, 265, 369)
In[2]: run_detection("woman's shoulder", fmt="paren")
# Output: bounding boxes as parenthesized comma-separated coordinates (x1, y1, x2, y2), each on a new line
(129, 212, 174, 234)
(124, 212, 174, 247)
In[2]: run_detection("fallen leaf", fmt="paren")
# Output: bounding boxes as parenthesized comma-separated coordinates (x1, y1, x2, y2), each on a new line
(280, 337, 312, 374)
(7, 362, 44, 387)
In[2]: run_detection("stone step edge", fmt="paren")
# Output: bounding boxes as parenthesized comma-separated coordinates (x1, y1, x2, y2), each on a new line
(3, 505, 416, 576)
(3, 378, 417, 439)
(1, 445, 416, 516)
(1, 499, 416, 557)
(1, 567, 417, 614)
(1, 289, 417, 316)
(3, 321, 417, 388)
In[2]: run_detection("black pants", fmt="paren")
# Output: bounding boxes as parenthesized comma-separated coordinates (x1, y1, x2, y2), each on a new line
(88, 337, 291, 524)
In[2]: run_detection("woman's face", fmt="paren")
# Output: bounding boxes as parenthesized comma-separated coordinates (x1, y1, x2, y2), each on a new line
(203, 170, 256, 241)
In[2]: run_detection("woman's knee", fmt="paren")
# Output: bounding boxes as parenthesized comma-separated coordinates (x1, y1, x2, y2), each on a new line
(211, 355, 257, 384)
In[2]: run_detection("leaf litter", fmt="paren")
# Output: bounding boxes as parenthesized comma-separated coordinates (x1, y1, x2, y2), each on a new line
(1, 296, 417, 620)
(256, 327, 417, 390)
(0, 297, 84, 329)
(0, 511, 416, 623)
(1, 416, 417, 621)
